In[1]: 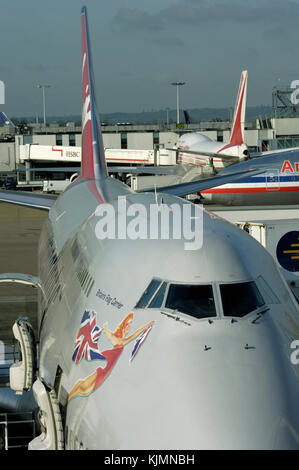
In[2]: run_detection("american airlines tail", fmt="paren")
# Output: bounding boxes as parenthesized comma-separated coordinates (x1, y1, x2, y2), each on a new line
(229, 70, 248, 146)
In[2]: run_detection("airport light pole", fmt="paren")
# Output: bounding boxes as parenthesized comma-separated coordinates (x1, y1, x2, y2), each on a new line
(166, 107, 170, 128)
(37, 84, 51, 126)
(171, 82, 185, 125)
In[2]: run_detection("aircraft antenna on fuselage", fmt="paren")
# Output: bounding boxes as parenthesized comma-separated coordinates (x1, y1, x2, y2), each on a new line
(80, 6, 108, 182)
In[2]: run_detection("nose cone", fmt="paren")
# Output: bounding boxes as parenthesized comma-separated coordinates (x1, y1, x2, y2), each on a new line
(68, 310, 299, 450)
(123, 315, 299, 450)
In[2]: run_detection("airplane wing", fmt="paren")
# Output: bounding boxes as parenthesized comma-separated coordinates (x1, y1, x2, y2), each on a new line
(12, 168, 80, 173)
(139, 168, 264, 197)
(166, 148, 241, 161)
(107, 166, 180, 175)
(249, 147, 299, 159)
(0, 190, 56, 210)
(12, 166, 179, 176)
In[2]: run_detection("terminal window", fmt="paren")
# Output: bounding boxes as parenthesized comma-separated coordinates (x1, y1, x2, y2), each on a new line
(69, 134, 76, 146)
(56, 134, 62, 146)
(121, 133, 127, 149)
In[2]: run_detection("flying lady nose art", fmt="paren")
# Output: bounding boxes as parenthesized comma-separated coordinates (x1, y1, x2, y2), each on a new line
(69, 311, 154, 401)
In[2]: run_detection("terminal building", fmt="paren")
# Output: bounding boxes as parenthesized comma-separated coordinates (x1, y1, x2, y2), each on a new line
(1, 114, 299, 186)
(1, 84, 299, 182)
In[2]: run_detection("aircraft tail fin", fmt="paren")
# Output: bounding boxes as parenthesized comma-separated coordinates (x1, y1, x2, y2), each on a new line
(80, 6, 108, 181)
(0, 112, 14, 127)
(229, 70, 248, 146)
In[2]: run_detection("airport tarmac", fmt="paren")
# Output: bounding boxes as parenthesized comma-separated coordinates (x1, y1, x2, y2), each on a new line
(0, 203, 47, 339)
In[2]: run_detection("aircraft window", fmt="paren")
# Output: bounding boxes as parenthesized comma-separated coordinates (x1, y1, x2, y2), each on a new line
(165, 284, 217, 319)
(135, 279, 162, 308)
(220, 281, 265, 318)
(255, 276, 280, 304)
(148, 282, 168, 308)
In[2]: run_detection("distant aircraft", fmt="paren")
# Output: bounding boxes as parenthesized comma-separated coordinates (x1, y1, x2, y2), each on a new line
(0, 7, 298, 450)
(174, 70, 249, 170)
(0, 112, 14, 127)
(122, 148, 299, 206)
(201, 150, 299, 205)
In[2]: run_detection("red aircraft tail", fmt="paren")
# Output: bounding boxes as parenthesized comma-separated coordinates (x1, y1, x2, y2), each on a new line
(81, 6, 108, 182)
(229, 70, 248, 146)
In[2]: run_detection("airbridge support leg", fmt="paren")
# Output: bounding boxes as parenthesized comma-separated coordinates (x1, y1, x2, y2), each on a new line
(28, 379, 64, 450)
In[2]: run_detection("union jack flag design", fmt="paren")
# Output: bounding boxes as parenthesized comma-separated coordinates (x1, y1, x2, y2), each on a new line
(72, 310, 105, 364)
(130, 326, 152, 362)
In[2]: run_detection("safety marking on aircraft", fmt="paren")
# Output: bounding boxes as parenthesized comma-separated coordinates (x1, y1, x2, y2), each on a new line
(276, 231, 299, 272)
(68, 311, 154, 401)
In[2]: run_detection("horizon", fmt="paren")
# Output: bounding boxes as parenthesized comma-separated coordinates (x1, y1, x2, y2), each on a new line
(9, 104, 273, 125)
(1, 1, 299, 117)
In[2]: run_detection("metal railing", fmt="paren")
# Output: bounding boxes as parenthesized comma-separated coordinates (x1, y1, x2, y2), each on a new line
(0, 338, 21, 388)
(0, 412, 36, 450)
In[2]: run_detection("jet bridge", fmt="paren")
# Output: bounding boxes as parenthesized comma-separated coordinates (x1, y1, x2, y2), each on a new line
(0, 339, 38, 450)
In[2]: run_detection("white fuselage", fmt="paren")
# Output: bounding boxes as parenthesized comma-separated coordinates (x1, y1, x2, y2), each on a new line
(177, 133, 247, 170)
(37, 178, 299, 449)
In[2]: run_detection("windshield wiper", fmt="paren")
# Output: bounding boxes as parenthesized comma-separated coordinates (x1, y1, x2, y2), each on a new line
(251, 306, 270, 324)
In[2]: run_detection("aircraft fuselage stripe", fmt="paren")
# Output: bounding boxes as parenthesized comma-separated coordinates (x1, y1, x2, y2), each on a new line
(202, 186, 299, 194)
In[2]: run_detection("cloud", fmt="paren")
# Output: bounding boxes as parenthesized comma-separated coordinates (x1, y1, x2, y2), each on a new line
(113, 7, 164, 32)
(113, 0, 299, 32)
(263, 26, 292, 41)
(152, 36, 185, 47)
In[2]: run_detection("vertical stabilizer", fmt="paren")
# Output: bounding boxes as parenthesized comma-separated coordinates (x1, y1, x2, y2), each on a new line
(81, 6, 108, 181)
(229, 70, 248, 146)
(0, 112, 14, 127)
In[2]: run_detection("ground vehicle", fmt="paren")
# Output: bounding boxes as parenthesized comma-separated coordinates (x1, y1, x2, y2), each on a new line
(42, 179, 70, 194)
(4, 177, 16, 190)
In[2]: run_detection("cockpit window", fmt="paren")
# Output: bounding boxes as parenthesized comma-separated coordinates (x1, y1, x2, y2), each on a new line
(148, 282, 168, 308)
(220, 281, 265, 318)
(255, 276, 280, 304)
(135, 279, 162, 308)
(165, 284, 217, 320)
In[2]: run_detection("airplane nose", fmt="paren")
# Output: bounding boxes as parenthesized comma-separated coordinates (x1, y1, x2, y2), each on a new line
(68, 311, 299, 450)
(135, 316, 299, 450)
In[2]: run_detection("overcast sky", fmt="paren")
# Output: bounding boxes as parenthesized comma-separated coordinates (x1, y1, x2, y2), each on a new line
(1, 0, 299, 117)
